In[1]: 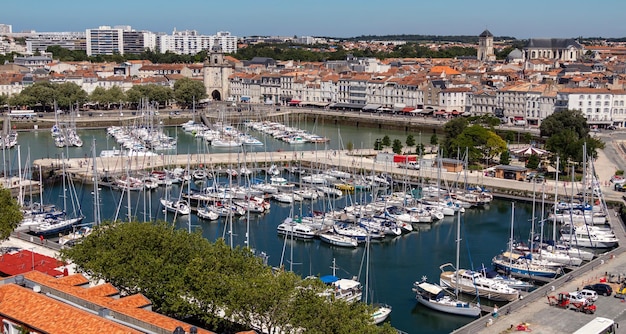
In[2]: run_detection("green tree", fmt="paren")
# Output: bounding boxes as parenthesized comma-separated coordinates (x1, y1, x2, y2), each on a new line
(61, 222, 391, 333)
(374, 138, 383, 150)
(173, 78, 207, 109)
(526, 154, 540, 170)
(0, 188, 23, 240)
(542, 110, 604, 162)
(540, 109, 589, 138)
(430, 133, 438, 146)
(381, 135, 391, 147)
(416, 143, 425, 155)
(18, 82, 56, 110)
(523, 132, 532, 143)
(405, 134, 415, 148)
(504, 131, 515, 143)
(392, 139, 403, 154)
(449, 125, 507, 164)
(55, 82, 88, 110)
(346, 141, 354, 152)
(499, 150, 511, 165)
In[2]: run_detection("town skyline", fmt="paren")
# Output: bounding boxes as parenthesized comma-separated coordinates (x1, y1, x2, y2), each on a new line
(3, 0, 626, 39)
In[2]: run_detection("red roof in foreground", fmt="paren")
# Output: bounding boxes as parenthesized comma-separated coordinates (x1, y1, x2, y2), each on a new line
(0, 250, 65, 277)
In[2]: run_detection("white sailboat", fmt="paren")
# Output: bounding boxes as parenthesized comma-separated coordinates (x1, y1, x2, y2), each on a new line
(413, 213, 481, 317)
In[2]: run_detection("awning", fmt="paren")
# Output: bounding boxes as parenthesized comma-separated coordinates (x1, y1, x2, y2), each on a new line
(240, 96, 250, 102)
(288, 99, 301, 105)
(363, 104, 381, 111)
(451, 111, 460, 115)
(434, 111, 446, 115)
(514, 116, 524, 120)
(302, 102, 329, 107)
(329, 103, 364, 110)
(401, 107, 416, 112)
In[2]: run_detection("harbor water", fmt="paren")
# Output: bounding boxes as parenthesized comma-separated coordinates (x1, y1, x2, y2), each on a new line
(10, 124, 542, 334)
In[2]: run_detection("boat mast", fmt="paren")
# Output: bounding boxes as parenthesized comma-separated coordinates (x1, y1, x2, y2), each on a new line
(508, 202, 515, 275)
(552, 157, 559, 242)
(530, 178, 536, 257)
(17, 145, 23, 207)
(92, 138, 101, 226)
(455, 207, 461, 297)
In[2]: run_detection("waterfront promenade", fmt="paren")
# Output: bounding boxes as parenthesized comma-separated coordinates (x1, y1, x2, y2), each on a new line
(32, 144, 626, 204)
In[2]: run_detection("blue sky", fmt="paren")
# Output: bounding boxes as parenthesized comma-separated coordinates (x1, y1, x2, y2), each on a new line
(3, 0, 626, 39)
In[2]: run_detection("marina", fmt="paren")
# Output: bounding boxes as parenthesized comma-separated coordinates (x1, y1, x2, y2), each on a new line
(3, 121, 624, 334)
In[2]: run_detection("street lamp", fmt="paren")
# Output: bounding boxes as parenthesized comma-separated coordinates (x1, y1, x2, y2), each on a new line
(30, 247, 35, 271)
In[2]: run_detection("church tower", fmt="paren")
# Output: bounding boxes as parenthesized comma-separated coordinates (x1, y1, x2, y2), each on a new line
(203, 45, 233, 101)
(477, 29, 496, 62)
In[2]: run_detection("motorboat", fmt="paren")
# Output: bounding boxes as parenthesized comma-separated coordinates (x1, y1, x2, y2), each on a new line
(58, 226, 92, 246)
(319, 232, 358, 248)
(196, 206, 219, 220)
(276, 218, 317, 239)
(559, 226, 619, 249)
(413, 280, 481, 317)
(319, 274, 363, 303)
(160, 199, 191, 215)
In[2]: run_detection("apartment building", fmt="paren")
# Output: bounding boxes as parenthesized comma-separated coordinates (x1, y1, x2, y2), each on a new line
(26, 32, 86, 54)
(557, 88, 626, 128)
(158, 30, 237, 55)
(498, 83, 557, 126)
(86, 26, 125, 56)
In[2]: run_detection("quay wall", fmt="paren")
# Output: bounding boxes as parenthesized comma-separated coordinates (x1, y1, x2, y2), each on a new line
(32, 149, 621, 205)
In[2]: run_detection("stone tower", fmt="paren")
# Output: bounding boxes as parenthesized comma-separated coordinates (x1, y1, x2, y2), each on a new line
(477, 29, 496, 62)
(203, 45, 233, 101)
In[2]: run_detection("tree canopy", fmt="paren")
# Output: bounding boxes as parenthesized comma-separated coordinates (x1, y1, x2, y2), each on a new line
(442, 117, 507, 164)
(173, 78, 207, 109)
(61, 222, 394, 334)
(0, 188, 22, 240)
(540, 110, 604, 162)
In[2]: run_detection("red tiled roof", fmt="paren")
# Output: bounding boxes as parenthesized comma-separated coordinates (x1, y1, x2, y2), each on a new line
(0, 250, 64, 277)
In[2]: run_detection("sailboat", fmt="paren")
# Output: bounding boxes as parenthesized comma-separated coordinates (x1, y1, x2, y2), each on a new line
(492, 203, 560, 279)
(413, 213, 481, 317)
(362, 236, 392, 325)
(30, 153, 85, 235)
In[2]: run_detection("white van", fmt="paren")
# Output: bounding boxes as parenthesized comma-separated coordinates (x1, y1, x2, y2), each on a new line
(397, 161, 420, 170)
(514, 120, 526, 126)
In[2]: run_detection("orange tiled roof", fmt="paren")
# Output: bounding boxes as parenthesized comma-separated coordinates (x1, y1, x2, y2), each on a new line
(0, 283, 142, 334)
(23, 271, 215, 334)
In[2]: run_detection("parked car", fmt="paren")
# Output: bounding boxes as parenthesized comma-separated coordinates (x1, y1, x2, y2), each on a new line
(584, 283, 613, 296)
(569, 289, 598, 302)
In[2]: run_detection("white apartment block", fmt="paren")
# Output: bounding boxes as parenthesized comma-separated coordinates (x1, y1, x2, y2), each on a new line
(159, 30, 237, 55)
(26, 32, 86, 54)
(558, 88, 626, 127)
(86, 26, 125, 56)
(439, 87, 471, 113)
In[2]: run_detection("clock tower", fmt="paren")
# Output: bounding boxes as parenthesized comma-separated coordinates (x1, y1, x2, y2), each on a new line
(203, 45, 233, 101)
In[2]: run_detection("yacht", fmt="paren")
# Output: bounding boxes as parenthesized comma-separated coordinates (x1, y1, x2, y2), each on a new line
(439, 264, 520, 302)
